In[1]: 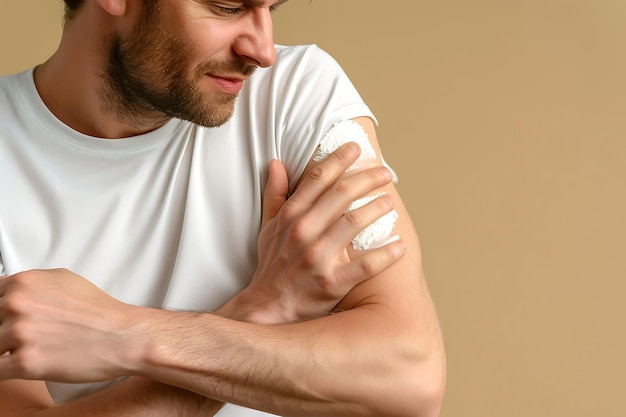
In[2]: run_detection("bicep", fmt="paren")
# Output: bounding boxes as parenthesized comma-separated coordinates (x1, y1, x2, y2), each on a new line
(330, 119, 442, 371)
(0, 380, 54, 417)
(299, 116, 430, 315)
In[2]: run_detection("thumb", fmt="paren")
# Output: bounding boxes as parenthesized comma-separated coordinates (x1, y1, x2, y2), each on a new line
(261, 159, 289, 228)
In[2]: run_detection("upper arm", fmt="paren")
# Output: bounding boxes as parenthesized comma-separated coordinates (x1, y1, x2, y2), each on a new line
(296, 115, 429, 313)
(0, 380, 54, 417)
(337, 117, 428, 310)
(293, 116, 446, 413)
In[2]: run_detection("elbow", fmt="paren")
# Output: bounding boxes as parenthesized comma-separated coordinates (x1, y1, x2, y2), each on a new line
(374, 347, 447, 417)
(400, 360, 447, 417)
(413, 362, 447, 417)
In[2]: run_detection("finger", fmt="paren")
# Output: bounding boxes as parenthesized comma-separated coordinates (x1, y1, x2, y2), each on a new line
(0, 319, 15, 359)
(0, 276, 8, 297)
(0, 348, 23, 381)
(288, 142, 361, 209)
(314, 193, 398, 261)
(335, 239, 408, 289)
(0, 353, 10, 381)
(298, 166, 394, 238)
(0, 341, 11, 359)
(261, 159, 289, 228)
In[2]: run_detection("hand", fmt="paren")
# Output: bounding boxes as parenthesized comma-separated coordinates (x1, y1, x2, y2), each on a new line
(222, 143, 407, 324)
(0, 269, 136, 382)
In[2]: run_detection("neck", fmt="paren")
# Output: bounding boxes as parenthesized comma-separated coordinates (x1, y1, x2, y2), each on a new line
(35, 10, 169, 139)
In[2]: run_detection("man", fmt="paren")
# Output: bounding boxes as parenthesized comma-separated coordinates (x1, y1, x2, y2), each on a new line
(0, 1, 446, 416)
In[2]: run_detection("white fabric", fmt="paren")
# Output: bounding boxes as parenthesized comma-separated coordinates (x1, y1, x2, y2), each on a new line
(0, 45, 375, 416)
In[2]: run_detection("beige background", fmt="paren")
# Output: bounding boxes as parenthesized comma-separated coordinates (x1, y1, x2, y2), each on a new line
(2, 1, 625, 416)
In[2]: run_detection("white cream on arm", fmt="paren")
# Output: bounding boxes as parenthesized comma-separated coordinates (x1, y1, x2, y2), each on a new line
(314, 120, 399, 250)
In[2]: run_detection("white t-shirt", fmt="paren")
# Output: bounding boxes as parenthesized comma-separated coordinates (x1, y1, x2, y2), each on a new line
(0, 44, 375, 416)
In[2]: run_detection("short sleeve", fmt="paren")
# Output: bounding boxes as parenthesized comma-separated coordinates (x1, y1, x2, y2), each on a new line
(268, 45, 377, 192)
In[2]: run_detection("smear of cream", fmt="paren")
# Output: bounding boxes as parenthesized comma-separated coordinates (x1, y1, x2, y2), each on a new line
(314, 120, 399, 250)
(314, 120, 377, 170)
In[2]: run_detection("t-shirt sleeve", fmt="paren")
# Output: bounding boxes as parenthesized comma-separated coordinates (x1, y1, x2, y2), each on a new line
(269, 45, 377, 192)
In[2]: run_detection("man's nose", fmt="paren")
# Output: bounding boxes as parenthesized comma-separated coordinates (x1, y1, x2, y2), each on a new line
(233, 8, 276, 68)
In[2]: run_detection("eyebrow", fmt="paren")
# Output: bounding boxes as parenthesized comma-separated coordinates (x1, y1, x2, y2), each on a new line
(244, 0, 289, 7)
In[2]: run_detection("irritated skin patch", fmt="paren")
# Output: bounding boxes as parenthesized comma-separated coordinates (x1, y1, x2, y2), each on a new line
(314, 120, 399, 250)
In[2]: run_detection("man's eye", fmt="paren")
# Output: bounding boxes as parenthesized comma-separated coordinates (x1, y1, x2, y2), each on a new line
(215, 5, 245, 15)
(269, 3, 282, 13)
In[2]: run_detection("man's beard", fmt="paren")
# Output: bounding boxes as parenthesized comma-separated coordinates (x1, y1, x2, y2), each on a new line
(101, 7, 256, 129)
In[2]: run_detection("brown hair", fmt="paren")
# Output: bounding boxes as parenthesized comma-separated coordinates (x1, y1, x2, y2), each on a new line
(63, 0, 84, 19)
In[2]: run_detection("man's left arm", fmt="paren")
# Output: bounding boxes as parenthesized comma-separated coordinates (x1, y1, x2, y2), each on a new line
(0, 119, 446, 417)
(131, 117, 447, 417)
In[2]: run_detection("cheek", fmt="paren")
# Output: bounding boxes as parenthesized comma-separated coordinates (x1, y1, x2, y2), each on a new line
(184, 21, 240, 62)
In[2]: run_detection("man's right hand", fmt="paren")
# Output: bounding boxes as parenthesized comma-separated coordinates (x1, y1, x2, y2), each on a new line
(220, 142, 407, 324)
(0, 143, 408, 416)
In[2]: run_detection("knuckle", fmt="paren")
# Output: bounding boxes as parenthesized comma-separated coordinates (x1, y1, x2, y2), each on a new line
(288, 218, 309, 244)
(275, 199, 306, 230)
(360, 258, 377, 276)
(275, 201, 295, 224)
(301, 242, 323, 267)
(10, 349, 41, 380)
(11, 269, 41, 287)
(10, 271, 29, 286)
(2, 292, 28, 315)
(9, 320, 31, 344)
(313, 272, 336, 294)
(6, 321, 34, 347)
(333, 179, 351, 194)
(300, 245, 339, 294)
(307, 164, 326, 181)
(343, 210, 362, 226)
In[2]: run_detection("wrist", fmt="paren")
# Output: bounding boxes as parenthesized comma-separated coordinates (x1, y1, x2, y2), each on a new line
(118, 377, 220, 417)
(143, 379, 217, 417)
(112, 305, 167, 375)
(216, 287, 287, 325)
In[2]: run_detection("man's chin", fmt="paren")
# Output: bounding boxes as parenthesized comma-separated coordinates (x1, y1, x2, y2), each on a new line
(185, 102, 237, 128)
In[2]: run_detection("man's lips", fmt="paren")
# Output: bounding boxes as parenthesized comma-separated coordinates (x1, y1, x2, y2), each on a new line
(208, 74, 245, 94)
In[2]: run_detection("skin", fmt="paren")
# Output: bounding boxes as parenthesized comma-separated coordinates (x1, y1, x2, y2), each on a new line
(0, 0, 447, 416)
(100, 0, 261, 129)
(0, 143, 425, 417)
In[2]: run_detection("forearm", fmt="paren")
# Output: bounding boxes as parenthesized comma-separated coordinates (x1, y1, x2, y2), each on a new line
(129, 284, 444, 417)
(121, 197, 445, 417)
(0, 142, 445, 416)
(133, 311, 435, 417)
(0, 378, 220, 417)
(26, 300, 262, 417)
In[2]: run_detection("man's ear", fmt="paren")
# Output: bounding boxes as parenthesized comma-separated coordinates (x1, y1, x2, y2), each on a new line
(96, 0, 127, 16)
